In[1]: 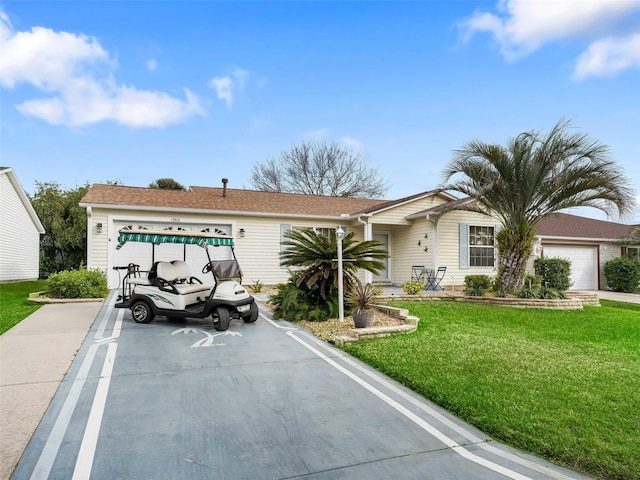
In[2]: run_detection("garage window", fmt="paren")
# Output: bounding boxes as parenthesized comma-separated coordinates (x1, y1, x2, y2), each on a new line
(625, 246, 640, 260)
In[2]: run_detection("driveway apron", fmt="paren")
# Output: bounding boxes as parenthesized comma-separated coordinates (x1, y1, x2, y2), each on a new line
(12, 293, 588, 480)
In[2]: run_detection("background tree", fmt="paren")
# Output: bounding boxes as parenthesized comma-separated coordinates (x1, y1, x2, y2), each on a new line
(148, 178, 186, 190)
(441, 119, 635, 293)
(29, 182, 90, 274)
(249, 140, 388, 198)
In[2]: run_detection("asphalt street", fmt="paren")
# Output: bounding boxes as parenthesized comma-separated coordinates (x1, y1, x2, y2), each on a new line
(12, 293, 590, 480)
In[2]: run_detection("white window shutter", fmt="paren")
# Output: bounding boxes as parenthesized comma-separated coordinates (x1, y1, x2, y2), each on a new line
(459, 223, 469, 269)
(280, 224, 292, 252)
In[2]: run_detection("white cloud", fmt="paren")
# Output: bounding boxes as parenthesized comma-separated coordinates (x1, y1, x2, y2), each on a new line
(340, 136, 364, 154)
(208, 67, 256, 108)
(459, 0, 640, 78)
(209, 76, 234, 107)
(573, 33, 640, 80)
(0, 13, 204, 127)
(304, 128, 329, 140)
(146, 59, 158, 72)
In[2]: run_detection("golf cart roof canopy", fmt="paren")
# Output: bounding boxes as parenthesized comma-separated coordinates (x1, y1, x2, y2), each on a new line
(116, 229, 234, 249)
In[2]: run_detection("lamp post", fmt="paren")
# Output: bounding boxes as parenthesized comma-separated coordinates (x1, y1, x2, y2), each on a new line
(336, 226, 345, 323)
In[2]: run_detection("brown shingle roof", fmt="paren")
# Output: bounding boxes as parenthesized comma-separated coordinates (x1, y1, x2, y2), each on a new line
(80, 184, 390, 217)
(536, 213, 636, 240)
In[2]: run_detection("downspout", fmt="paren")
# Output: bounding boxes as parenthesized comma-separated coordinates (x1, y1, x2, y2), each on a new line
(86, 206, 92, 268)
(357, 215, 373, 285)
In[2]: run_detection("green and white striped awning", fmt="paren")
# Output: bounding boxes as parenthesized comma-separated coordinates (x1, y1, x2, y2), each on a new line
(116, 229, 234, 249)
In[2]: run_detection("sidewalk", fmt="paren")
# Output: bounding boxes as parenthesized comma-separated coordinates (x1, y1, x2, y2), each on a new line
(0, 302, 102, 480)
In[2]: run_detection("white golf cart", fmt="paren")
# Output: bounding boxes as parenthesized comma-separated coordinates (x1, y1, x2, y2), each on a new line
(114, 228, 257, 331)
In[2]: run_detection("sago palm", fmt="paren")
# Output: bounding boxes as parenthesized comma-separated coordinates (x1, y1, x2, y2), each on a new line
(441, 119, 635, 293)
(280, 228, 387, 300)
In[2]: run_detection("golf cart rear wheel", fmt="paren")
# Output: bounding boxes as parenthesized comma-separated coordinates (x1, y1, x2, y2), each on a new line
(213, 307, 230, 331)
(132, 301, 154, 324)
(243, 302, 258, 323)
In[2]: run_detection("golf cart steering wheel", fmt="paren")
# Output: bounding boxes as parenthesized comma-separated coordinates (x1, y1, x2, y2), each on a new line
(202, 262, 213, 274)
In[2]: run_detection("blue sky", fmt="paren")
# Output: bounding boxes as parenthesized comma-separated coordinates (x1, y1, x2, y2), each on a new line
(2, 1, 639, 222)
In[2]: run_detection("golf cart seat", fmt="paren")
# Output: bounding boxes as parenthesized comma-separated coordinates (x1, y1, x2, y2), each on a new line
(156, 261, 211, 295)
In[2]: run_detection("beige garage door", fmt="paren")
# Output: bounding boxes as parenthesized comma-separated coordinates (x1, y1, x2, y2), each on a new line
(542, 245, 598, 290)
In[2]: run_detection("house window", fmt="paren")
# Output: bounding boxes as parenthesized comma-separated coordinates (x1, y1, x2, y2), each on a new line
(625, 246, 640, 260)
(292, 226, 335, 238)
(469, 226, 495, 267)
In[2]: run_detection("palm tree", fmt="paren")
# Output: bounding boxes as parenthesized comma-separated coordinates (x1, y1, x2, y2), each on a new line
(441, 119, 635, 293)
(280, 228, 387, 300)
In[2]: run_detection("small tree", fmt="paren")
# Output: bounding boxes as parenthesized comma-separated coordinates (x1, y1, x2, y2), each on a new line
(148, 178, 186, 190)
(249, 140, 388, 198)
(29, 181, 89, 274)
(272, 229, 387, 321)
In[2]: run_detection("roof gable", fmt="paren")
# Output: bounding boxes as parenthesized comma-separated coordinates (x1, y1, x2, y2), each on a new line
(0, 167, 45, 233)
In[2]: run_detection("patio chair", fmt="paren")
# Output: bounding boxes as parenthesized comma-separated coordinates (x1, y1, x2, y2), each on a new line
(425, 266, 446, 291)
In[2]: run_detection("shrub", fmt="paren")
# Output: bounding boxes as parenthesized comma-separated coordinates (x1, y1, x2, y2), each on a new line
(464, 275, 492, 296)
(269, 271, 338, 322)
(369, 283, 384, 296)
(46, 268, 108, 299)
(517, 287, 539, 299)
(604, 256, 640, 293)
(401, 280, 424, 295)
(534, 258, 571, 291)
(249, 279, 264, 293)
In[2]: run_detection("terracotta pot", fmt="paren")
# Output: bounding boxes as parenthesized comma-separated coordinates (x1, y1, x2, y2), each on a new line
(353, 308, 374, 328)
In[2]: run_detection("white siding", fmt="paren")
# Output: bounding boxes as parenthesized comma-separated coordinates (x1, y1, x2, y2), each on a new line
(90, 208, 355, 288)
(0, 174, 41, 281)
(436, 210, 502, 289)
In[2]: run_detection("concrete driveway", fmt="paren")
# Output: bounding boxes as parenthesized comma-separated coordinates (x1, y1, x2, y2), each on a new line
(10, 293, 590, 480)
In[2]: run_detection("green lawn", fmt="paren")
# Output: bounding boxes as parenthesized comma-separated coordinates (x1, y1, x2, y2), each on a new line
(342, 299, 640, 480)
(0, 280, 47, 335)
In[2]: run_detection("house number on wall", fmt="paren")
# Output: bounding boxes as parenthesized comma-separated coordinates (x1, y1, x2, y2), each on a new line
(171, 218, 180, 222)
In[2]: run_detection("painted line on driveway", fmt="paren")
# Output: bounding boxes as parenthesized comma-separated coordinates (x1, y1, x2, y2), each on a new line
(72, 341, 118, 480)
(285, 329, 534, 480)
(29, 300, 122, 480)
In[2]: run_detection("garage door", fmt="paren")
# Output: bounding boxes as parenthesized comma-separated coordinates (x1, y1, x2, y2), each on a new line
(542, 245, 598, 290)
(110, 222, 231, 288)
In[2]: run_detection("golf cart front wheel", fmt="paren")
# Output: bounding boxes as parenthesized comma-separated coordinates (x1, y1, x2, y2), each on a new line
(132, 301, 154, 324)
(213, 307, 230, 331)
(243, 302, 258, 323)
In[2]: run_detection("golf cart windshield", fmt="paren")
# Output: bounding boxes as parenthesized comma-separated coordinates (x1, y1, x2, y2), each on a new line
(210, 259, 242, 281)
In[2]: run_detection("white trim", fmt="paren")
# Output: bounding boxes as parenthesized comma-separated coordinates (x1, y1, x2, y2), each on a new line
(80, 202, 351, 221)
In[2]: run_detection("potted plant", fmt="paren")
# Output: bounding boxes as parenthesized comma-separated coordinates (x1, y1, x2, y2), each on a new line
(346, 280, 377, 328)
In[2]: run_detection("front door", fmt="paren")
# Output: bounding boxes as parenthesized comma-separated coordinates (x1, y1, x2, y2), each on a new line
(373, 232, 390, 282)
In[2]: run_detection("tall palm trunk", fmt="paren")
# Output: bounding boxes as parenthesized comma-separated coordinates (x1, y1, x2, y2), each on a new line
(496, 224, 536, 293)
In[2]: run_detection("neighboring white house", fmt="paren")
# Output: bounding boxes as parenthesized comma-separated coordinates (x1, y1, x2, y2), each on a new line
(0, 167, 45, 282)
(535, 213, 639, 290)
(80, 180, 638, 291)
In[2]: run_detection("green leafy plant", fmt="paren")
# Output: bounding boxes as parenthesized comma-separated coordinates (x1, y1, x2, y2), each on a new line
(269, 271, 338, 322)
(370, 283, 384, 296)
(604, 256, 640, 293)
(46, 268, 108, 299)
(346, 280, 377, 314)
(250, 279, 264, 293)
(464, 275, 492, 296)
(534, 258, 571, 291)
(401, 280, 424, 295)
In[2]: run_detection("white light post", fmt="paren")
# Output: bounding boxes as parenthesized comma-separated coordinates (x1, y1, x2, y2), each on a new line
(336, 226, 345, 323)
